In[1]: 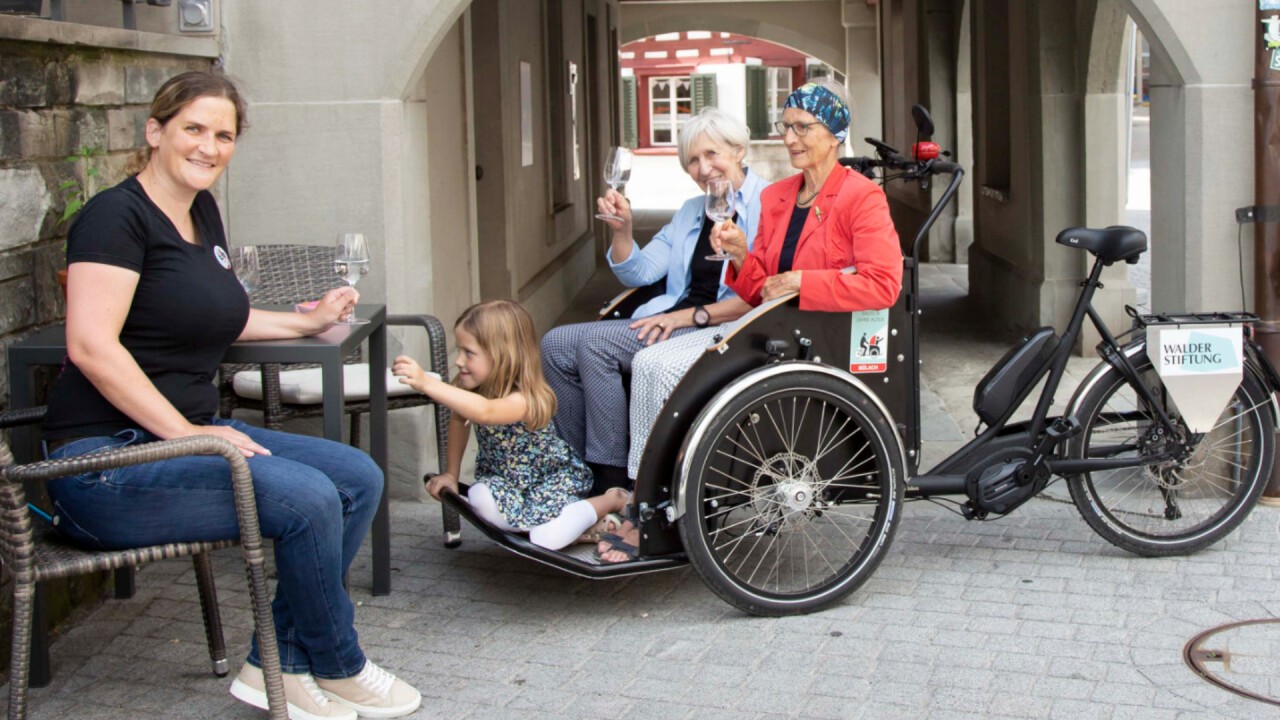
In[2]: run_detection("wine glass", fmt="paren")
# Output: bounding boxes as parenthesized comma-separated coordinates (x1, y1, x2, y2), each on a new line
(704, 178, 737, 261)
(595, 146, 633, 222)
(334, 232, 370, 325)
(231, 245, 260, 296)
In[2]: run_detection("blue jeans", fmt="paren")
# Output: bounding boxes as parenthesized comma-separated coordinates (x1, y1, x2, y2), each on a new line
(45, 419, 380, 679)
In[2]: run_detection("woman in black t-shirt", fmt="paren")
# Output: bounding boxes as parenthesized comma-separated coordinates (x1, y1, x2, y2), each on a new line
(42, 72, 420, 719)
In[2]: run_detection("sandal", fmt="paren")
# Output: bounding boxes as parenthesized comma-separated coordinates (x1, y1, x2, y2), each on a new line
(575, 487, 633, 544)
(576, 512, 624, 544)
(594, 532, 639, 564)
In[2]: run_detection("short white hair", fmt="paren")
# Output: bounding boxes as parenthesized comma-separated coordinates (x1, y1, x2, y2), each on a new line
(677, 107, 750, 169)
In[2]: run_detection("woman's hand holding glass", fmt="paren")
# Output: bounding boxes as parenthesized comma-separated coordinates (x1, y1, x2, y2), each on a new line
(297, 286, 359, 332)
(709, 218, 748, 267)
(596, 187, 633, 233)
(596, 146, 633, 222)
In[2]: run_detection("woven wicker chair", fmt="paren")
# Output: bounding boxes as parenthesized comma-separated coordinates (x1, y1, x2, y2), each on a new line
(217, 243, 460, 546)
(0, 407, 286, 720)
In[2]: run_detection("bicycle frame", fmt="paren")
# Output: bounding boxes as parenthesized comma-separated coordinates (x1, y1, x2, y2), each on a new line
(908, 252, 1185, 498)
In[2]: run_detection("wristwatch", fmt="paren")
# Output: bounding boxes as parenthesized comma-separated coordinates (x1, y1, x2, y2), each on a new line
(693, 305, 711, 328)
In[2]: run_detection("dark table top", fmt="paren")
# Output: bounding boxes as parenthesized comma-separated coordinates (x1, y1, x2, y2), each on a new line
(7, 304, 387, 365)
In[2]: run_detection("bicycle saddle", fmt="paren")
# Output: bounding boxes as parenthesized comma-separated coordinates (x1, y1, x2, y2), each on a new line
(1054, 226, 1147, 264)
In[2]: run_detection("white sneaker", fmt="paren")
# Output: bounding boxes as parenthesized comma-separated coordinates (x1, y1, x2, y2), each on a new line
(230, 663, 358, 720)
(316, 660, 422, 718)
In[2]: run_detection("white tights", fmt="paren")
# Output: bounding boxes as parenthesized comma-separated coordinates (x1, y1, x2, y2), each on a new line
(467, 483, 598, 550)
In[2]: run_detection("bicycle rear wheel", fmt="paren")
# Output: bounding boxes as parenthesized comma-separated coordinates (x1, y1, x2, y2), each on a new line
(1066, 354, 1274, 555)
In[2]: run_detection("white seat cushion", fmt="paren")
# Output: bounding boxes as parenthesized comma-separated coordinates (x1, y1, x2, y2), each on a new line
(232, 363, 421, 404)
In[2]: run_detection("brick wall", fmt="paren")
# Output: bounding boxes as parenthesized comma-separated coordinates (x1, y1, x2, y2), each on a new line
(0, 37, 211, 674)
(0, 39, 210, 406)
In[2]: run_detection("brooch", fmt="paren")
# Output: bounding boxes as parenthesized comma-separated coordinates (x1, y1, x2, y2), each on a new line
(814, 206, 823, 221)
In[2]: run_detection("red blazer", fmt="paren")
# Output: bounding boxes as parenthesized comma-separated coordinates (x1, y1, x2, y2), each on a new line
(726, 165, 902, 312)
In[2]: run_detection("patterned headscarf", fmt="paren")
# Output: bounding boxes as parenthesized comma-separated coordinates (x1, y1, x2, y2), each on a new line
(783, 82, 850, 143)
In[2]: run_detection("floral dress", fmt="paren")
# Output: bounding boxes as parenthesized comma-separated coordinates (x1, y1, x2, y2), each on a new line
(473, 420, 593, 529)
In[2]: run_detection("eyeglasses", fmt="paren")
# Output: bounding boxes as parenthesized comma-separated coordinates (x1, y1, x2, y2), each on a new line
(774, 120, 824, 137)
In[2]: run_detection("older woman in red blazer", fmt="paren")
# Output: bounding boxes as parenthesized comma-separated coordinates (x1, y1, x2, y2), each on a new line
(717, 80, 902, 309)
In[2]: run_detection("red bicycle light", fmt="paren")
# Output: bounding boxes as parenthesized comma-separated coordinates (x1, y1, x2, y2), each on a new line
(913, 142, 940, 161)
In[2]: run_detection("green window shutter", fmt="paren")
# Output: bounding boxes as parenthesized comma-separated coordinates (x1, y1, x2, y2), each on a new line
(745, 65, 768, 140)
(621, 75, 638, 148)
(691, 73, 718, 112)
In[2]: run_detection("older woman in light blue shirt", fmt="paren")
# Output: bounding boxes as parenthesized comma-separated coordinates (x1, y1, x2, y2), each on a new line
(542, 107, 768, 491)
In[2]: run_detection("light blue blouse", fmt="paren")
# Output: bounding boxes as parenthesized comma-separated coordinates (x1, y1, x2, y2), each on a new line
(607, 168, 769, 319)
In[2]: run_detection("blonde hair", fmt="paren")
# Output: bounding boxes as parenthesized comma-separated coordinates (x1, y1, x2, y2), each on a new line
(455, 300, 556, 430)
(126, 71, 249, 175)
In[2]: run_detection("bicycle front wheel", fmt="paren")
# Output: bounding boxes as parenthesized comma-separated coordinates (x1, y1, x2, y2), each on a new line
(678, 369, 903, 616)
(1066, 354, 1274, 556)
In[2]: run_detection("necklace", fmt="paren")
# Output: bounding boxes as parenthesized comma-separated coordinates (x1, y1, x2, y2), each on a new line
(796, 185, 820, 206)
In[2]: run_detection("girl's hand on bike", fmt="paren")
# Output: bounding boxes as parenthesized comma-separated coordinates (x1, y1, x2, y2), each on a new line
(426, 472, 459, 501)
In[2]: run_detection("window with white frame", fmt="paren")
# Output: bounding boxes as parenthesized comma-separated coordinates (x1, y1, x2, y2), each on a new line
(648, 76, 692, 145)
(767, 67, 792, 130)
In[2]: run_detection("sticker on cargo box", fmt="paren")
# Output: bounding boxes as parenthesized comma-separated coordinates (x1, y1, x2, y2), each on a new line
(849, 309, 889, 374)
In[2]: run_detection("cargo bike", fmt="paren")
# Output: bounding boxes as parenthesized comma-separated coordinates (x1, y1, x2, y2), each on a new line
(437, 106, 1280, 616)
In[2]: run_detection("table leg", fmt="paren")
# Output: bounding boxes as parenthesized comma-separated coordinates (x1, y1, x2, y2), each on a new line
(8, 356, 36, 462)
(321, 356, 344, 444)
(370, 322, 390, 596)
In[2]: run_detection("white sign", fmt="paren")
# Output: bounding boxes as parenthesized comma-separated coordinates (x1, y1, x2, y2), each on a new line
(1152, 325, 1243, 433)
(849, 309, 889, 374)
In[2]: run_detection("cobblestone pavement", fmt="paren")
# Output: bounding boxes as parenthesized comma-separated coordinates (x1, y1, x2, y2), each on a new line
(7, 264, 1280, 719)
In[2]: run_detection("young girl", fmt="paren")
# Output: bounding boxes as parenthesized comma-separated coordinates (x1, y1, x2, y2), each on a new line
(393, 300, 629, 550)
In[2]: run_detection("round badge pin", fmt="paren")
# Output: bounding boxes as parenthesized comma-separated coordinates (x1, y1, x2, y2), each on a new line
(214, 245, 231, 269)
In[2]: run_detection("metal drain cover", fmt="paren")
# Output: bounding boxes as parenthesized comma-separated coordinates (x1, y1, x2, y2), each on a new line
(1183, 619, 1280, 706)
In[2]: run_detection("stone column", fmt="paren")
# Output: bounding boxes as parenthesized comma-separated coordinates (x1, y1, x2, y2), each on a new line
(1143, 1, 1253, 314)
(844, 0, 882, 143)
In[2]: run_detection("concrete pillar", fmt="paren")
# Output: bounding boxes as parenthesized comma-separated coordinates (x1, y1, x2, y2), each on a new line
(1140, 1, 1254, 314)
(954, 0, 974, 262)
(843, 0, 882, 143)
(1081, 3, 1138, 347)
(969, 0, 1136, 347)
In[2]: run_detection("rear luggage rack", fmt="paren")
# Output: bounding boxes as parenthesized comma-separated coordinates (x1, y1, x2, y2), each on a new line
(1128, 307, 1258, 328)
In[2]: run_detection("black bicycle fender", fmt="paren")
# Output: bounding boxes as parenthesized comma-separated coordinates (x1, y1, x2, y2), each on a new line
(1245, 339, 1280, 393)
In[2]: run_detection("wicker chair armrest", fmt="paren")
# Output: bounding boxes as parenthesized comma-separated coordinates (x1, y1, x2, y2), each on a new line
(0, 406, 47, 430)
(3, 436, 269, 555)
(388, 314, 450, 376)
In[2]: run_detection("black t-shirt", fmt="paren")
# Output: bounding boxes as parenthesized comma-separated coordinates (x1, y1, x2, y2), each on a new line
(777, 204, 812, 274)
(670, 214, 731, 313)
(43, 176, 251, 439)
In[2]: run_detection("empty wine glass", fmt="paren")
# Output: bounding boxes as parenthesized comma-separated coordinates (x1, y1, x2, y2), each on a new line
(231, 245, 260, 296)
(595, 146, 633, 222)
(704, 178, 737, 261)
(334, 232, 370, 325)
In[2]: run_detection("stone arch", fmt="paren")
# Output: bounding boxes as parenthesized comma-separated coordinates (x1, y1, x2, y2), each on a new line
(1115, 0, 1194, 86)
(620, 4, 846, 72)
(384, 0, 474, 99)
